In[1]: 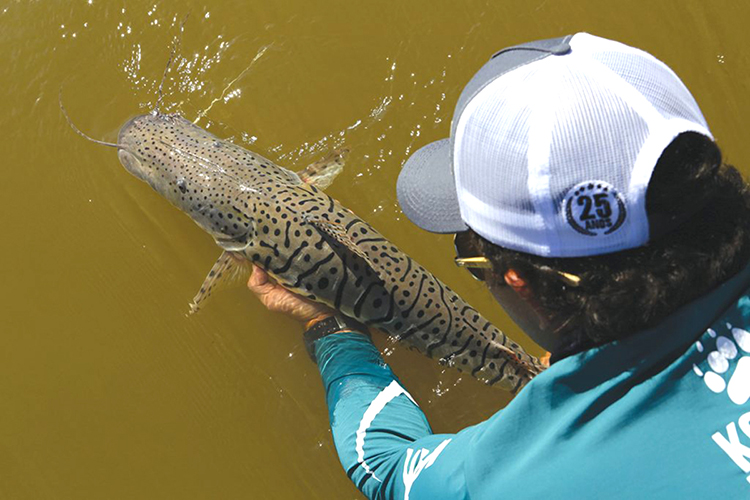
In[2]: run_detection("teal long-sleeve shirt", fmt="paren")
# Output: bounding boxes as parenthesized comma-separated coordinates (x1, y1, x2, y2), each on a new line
(313, 264, 750, 499)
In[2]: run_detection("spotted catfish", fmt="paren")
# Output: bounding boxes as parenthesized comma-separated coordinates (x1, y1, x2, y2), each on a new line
(90, 111, 546, 391)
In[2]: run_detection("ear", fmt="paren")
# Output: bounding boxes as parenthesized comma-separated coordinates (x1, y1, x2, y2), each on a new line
(504, 269, 527, 289)
(504, 269, 536, 301)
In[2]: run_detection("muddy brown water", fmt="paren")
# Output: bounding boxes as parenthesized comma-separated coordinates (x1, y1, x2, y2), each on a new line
(1, 1, 749, 498)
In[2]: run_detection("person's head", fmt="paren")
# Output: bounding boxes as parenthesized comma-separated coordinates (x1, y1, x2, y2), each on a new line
(397, 33, 750, 357)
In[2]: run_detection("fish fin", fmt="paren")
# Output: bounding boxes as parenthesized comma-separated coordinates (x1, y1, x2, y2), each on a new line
(297, 147, 349, 189)
(189, 251, 252, 314)
(305, 218, 387, 282)
(214, 236, 251, 252)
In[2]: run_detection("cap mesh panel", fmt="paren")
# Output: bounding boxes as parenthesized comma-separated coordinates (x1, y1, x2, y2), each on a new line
(453, 32, 712, 257)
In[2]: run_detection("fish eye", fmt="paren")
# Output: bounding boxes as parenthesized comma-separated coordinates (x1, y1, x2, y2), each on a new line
(177, 178, 188, 194)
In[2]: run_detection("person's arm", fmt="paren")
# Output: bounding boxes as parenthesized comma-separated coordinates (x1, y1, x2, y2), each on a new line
(248, 266, 476, 499)
(313, 330, 478, 499)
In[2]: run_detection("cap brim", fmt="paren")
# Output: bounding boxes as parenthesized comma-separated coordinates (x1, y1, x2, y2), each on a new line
(397, 139, 468, 233)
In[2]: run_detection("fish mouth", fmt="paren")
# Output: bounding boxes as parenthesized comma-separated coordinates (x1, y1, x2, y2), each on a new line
(117, 149, 148, 181)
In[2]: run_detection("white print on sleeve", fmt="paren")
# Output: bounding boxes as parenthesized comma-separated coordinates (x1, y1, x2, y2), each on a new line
(403, 439, 452, 500)
(355, 380, 419, 483)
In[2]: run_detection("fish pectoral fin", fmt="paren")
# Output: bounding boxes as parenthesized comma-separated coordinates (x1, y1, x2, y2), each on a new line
(305, 217, 387, 282)
(305, 218, 371, 261)
(297, 147, 349, 190)
(189, 251, 252, 314)
(215, 236, 251, 252)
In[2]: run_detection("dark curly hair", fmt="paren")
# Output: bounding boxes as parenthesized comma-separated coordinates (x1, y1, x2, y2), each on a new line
(466, 132, 750, 357)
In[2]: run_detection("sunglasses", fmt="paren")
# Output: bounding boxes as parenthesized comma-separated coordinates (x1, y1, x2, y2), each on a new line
(453, 232, 582, 287)
(453, 232, 492, 281)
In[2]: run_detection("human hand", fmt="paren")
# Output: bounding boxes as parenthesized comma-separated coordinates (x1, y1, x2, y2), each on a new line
(247, 265, 335, 327)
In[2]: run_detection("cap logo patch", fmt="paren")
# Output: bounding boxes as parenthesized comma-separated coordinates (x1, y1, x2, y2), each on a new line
(564, 181, 626, 237)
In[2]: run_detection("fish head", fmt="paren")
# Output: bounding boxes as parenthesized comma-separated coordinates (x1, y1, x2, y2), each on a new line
(117, 112, 256, 251)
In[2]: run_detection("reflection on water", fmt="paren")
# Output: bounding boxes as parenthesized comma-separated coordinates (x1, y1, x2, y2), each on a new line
(2, 0, 749, 498)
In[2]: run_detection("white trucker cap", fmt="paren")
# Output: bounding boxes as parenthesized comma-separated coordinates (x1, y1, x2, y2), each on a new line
(397, 33, 713, 257)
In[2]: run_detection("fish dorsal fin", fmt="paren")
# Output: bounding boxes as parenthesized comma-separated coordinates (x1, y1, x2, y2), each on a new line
(305, 217, 388, 282)
(297, 147, 349, 190)
(189, 250, 252, 314)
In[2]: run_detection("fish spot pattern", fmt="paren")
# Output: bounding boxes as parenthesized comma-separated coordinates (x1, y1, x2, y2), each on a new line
(116, 113, 544, 392)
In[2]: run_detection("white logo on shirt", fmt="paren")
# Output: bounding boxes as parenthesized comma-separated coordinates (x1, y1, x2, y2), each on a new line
(692, 324, 750, 405)
(693, 323, 750, 485)
(712, 413, 750, 482)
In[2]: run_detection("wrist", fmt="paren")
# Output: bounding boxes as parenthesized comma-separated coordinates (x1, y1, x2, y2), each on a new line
(304, 313, 335, 331)
(303, 314, 369, 363)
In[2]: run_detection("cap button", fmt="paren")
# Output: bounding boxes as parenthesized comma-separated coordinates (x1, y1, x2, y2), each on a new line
(549, 41, 571, 55)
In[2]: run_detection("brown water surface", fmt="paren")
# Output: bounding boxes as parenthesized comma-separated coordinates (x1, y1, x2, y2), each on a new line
(1, 1, 749, 498)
